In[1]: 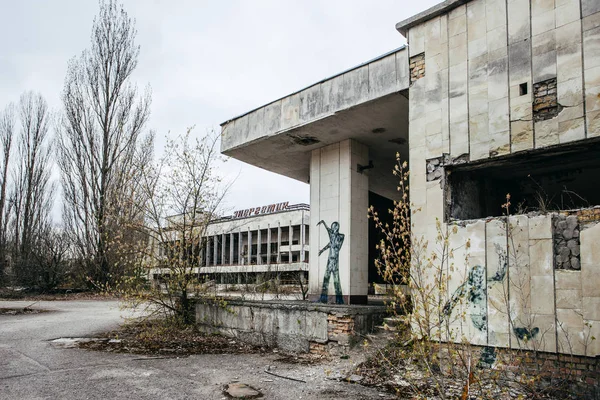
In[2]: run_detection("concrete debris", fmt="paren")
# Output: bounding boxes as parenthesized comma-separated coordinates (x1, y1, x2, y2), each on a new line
(224, 382, 262, 399)
(345, 374, 363, 383)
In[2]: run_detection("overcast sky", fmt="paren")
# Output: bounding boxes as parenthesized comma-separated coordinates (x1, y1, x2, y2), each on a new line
(0, 0, 440, 218)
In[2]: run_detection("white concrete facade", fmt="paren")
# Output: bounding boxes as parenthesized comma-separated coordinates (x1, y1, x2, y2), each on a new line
(220, 0, 600, 356)
(150, 205, 310, 283)
(204, 205, 309, 268)
(398, 0, 600, 356)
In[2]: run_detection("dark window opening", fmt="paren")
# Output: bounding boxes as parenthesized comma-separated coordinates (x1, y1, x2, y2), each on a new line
(447, 141, 600, 220)
(519, 82, 528, 96)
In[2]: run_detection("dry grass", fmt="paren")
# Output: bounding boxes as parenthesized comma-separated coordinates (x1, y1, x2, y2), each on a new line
(77, 317, 264, 356)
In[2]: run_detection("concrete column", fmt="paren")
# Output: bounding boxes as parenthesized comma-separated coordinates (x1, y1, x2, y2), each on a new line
(247, 229, 252, 265)
(288, 223, 293, 263)
(238, 230, 243, 265)
(205, 237, 210, 266)
(277, 223, 282, 263)
(229, 233, 234, 265)
(267, 225, 271, 265)
(221, 234, 226, 265)
(213, 235, 218, 266)
(257, 227, 262, 265)
(308, 139, 369, 304)
(300, 223, 305, 262)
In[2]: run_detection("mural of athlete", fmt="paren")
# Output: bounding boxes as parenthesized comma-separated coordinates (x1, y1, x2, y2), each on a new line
(317, 220, 344, 304)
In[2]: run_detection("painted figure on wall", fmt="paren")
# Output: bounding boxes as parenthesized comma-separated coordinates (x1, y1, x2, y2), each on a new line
(317, 220, 344, 304)
(441, 250, 539, 368)
(441, 250, 510, 332)
(442, 264, 488, 332)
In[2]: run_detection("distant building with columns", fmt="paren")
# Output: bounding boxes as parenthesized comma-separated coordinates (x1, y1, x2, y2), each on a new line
(149, 202, 309, 286)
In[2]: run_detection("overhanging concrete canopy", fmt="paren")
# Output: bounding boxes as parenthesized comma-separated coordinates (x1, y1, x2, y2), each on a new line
(221, 47, 411, 200)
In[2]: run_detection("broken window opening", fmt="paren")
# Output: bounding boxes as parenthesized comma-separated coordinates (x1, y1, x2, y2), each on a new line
(447, 140, 600, 220)
(519, 82, 528, 96)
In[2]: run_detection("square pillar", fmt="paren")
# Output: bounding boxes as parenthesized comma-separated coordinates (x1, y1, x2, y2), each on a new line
(308, 139, 369, 304)
(221, 233, 226, 265)
(205, 237, 210, 267)
(257, 227, 262, 265)
(247, 229, 252, 265)
(277, 223, 282, 263)
(267, 225, 271, 265)
(229, 233, 234, 265)
(288, 223, 293, 263)
(300, 223, 305, 262)
(238, 230, 243, 265)
(213, 235, 217, 266)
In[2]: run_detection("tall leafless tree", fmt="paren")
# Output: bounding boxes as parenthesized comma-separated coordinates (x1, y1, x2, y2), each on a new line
(10, 92, 55, 285)
(57, 0, 151, 285)
(0, 104, 15, 283)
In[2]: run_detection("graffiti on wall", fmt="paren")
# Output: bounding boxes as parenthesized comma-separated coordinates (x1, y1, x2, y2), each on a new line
(442, 250, 509, 332)
(441, 249, 539, 367)
(514, 327, 539, 341)
(317, 220, 344, 304)
(441, 264, 489, 332)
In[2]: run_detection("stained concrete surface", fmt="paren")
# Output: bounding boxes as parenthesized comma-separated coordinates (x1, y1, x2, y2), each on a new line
(0, 300, 391, 399)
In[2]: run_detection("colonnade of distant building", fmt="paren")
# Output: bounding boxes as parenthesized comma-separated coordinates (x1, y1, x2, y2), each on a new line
(203, 221, 308, 267)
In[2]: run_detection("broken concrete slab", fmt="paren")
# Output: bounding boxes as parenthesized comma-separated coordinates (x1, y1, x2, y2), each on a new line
(224, 382, 262, 399)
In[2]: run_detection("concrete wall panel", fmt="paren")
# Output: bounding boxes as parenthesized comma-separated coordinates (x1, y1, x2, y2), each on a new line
(368, 54, 398, 100)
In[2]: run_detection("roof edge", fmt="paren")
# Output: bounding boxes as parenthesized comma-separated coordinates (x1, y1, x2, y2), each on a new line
(395, 0, 470, 36)
(220, 45, 407, 127)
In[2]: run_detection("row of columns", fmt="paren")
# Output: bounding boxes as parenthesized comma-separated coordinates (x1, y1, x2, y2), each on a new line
(202, 222, 307, 267)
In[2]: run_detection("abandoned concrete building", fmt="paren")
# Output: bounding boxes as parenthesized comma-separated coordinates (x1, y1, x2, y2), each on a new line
(149, 202, 310, 288)
(219, 0, 600, 361)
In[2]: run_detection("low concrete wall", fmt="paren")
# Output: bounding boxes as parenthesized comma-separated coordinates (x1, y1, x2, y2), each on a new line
(195, 300, 387, 354)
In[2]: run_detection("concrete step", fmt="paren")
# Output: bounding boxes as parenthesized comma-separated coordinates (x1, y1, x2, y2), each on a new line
(383, 316, 404, 325)
(376, 324, 398, 332)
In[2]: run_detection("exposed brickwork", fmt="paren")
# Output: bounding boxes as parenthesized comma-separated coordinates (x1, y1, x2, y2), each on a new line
(508, 351, 599, 398)
(409, 53, 425, 83)
(533, 78, 561, 122)
(327, 313, 354, 336)
(309, 313, 357, 356)
(576, 206, 600, 223)
(309, 341, 328, 355)
(438, 345, 600, 399)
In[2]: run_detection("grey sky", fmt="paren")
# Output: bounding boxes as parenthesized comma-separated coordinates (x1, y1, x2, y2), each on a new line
(0, 0, 439, 216)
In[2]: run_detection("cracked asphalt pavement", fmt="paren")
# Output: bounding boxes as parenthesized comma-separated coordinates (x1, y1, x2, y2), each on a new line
(0, 300, 392, 399)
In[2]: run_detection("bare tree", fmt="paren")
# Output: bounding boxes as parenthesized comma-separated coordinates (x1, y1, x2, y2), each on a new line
(121, 129, 229, 325)
(0, 104, 15, 283)
(10, 92, 55, 286)
(57, 0, 151, 285)
(32, 226, 71, 291)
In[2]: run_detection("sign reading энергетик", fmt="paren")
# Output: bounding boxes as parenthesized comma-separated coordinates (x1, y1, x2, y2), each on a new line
(233, 202, 289, 219)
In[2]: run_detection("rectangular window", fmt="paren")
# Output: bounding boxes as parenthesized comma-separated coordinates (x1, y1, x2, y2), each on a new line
(447, 141, 600, 220)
